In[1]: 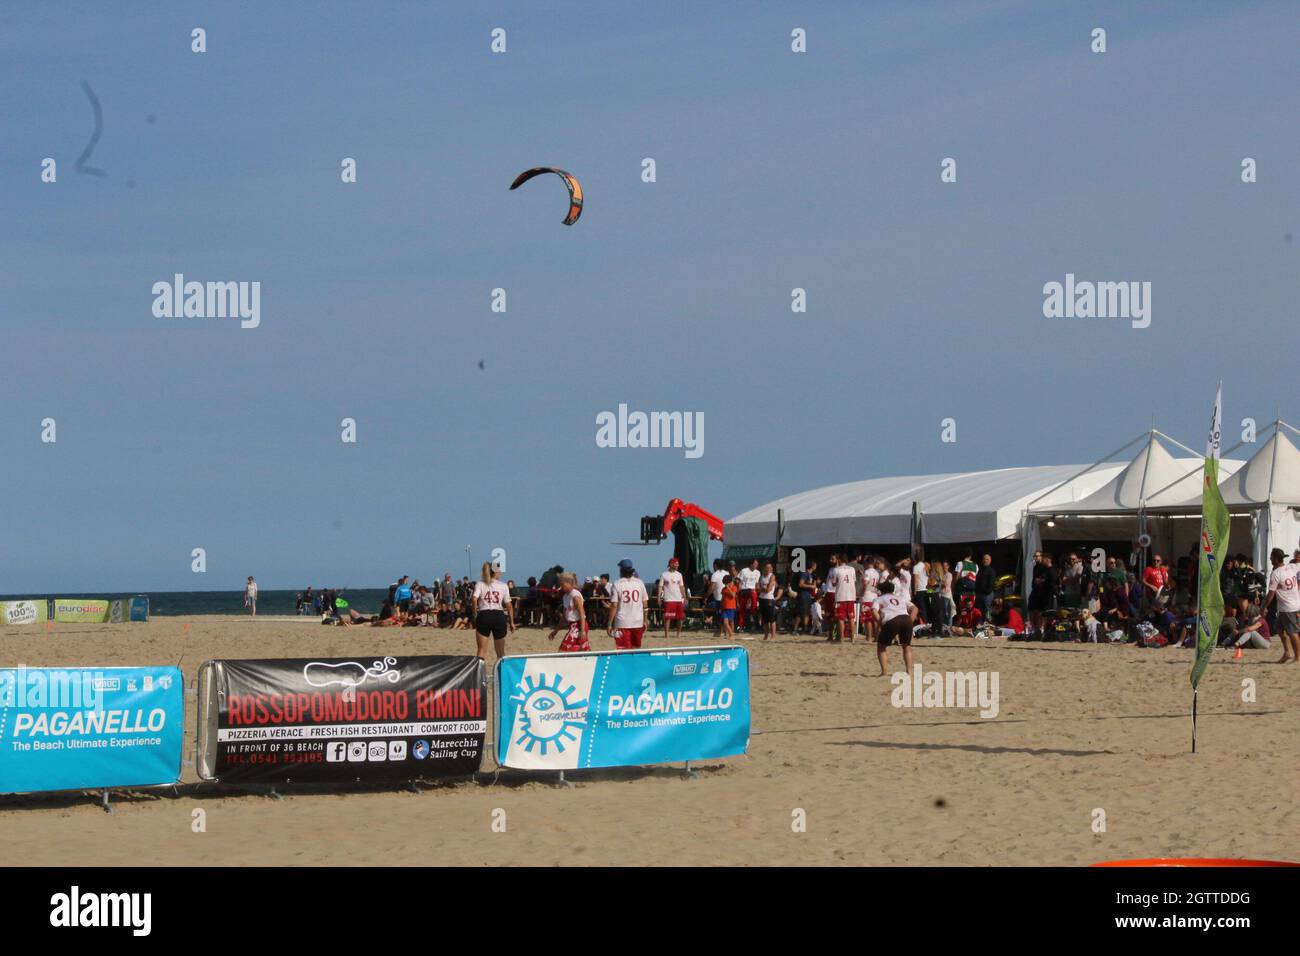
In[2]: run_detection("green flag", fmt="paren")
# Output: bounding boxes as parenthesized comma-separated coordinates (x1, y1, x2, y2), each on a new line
(1192, 385, 1229, 690)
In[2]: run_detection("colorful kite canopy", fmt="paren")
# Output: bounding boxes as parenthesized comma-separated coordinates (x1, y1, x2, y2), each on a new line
(509, 167, 583, 225)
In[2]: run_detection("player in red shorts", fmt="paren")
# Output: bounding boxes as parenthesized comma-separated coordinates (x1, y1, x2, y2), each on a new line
(827, 553, 859, 643)
(658, 557, 688, 640)
(548, 573, 590, 652)
(609, 558, 649, 649)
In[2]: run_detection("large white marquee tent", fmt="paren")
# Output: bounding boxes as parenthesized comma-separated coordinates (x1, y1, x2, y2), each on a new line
(725, 423, 1300, 589)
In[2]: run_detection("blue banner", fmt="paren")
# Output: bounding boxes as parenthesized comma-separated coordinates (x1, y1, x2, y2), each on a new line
(496, 646, 749, 770)
(0, 666, 184, 794)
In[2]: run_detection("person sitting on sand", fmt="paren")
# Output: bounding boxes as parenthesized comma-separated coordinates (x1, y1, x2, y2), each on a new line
(1222, 602, 1270, 650)
(333, 597, 374, 626)
(989, 597, 1024, 638)
(1169, 603, 1198, 648)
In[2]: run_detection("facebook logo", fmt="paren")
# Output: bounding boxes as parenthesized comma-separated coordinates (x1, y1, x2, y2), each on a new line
(326, 741, 347, 762)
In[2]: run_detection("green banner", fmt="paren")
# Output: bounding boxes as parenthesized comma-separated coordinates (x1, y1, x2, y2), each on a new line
(1, 600, 46, 626)
(52, 598, 111, 623)
(1192, 389, 1229, 690)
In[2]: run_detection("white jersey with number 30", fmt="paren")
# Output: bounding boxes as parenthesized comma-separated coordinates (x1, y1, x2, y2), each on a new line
(613, 577, 649, 628)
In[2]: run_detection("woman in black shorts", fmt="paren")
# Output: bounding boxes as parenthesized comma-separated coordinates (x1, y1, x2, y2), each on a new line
(473, 562, 515, 659)
(874, 581, 917, 676)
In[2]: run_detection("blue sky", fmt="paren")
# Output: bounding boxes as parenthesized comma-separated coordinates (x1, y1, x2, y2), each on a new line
(1, 1, 1297, 592)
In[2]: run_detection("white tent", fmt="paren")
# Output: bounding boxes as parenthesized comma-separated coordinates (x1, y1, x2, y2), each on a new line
(726, 425, 1300, 592)
(1219, 425, 1300, 568)
(1018, 430, 1246, 592)
(1049, 432, 1216, 514)
(1220, 426, 1300, 506)
(724, 463, 1125, 548)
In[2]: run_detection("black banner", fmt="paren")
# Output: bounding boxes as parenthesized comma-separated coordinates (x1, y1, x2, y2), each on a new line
(204, 655, 485, 783)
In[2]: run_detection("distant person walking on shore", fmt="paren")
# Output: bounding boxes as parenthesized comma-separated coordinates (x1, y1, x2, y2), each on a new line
(244, 576, 258, 616)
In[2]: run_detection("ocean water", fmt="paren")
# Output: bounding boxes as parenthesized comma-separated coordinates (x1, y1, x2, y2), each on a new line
(0, 589, 392, 617)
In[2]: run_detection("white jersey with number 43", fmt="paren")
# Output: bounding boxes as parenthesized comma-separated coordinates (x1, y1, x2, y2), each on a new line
(473, 580, 511, 612)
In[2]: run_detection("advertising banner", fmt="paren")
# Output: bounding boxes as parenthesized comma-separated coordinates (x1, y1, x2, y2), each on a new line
(1, 600, 45, 626)
(52, 598, 111, 623)
(129, 596, 150, 622)
(0, 666, 184, 794)
(496, 645, 750, 771)
(200, 655, 486, 783)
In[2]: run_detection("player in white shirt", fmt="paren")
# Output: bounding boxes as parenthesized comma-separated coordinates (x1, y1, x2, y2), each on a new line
(737, 559, 762, 633)
(244, 576, 258, 617)
(827, 554, 859, 643)
(874, 580, 917, 676)
(912, 560, 929, 596)
(657, 557, 689, 640)
(893, 559, 913, 612)
(472, 562, 515, 659)
(860, 559, 882, 642)
(547, 572, 589, 652)
(1264, 548, 1300, 663)
(609, 559, 650, 649)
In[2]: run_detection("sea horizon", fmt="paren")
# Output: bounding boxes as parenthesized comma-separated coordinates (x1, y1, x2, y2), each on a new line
(0, 588, 398, 617)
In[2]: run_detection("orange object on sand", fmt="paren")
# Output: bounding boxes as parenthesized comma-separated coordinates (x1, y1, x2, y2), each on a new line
(1093, 858, 1299, 867)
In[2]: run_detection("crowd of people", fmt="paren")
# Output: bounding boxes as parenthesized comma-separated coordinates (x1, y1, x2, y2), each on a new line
(279, 540, 1300, 666)
(293, 559, 656, 661)
(1020, 544, 1300, 662)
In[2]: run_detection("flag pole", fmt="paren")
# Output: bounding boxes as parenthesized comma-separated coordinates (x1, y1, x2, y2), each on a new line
(1190, 382, 1227, 754)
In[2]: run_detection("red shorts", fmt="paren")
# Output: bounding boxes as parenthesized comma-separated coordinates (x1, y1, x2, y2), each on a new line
(662, 601, 684, 621)
(860, 600, 875, 613)
(559, 622, 590, 653)
(613, 626, 645, 649)
(835, 601, 857, 621)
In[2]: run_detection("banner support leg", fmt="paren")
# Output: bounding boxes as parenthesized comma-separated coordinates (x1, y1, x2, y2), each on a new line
(556, 771, 574, 789)
(1191, 689, 1198, 754)
(683, 760, 699, 780)
(100, 790, 113, 814)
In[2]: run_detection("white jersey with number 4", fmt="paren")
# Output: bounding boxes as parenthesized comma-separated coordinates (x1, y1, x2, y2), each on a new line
(830, 566, 857, 602)
(613, 577, 649, 628)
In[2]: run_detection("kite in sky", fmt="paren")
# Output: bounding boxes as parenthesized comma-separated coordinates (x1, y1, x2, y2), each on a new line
(509, 167, 583, 225)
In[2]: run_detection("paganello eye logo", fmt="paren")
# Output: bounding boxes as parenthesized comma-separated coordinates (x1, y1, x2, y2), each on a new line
(509, 673, 588, 756)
